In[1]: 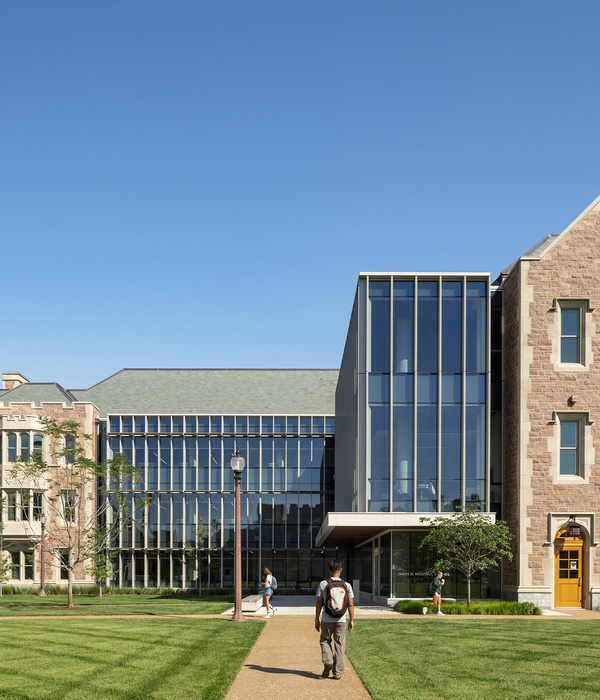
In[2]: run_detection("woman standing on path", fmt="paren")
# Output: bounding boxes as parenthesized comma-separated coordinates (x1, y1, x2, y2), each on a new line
(259, 567, 277, 618)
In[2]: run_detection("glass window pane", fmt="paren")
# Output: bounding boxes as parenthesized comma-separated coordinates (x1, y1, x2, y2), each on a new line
(370, 280, 390, 373)
(197, 416, 209, 433)
(135, 416, 146, 432)
(393, 281, 414, 373)
(262, 417, 273, 434)
(442, 281, 462, 373)
(185, 417, 197, 433)
(466, 375, 486, 404)
(172, 416, 183, 433)
(560, 421, 578, 448)
(160, 417, 171, 433)
(442, 375, 461, 404)
(223, 417, 234, 433)
(236, 417, 248, 434)
(466, 282, 487, 373)
(248, 417, 260, 433)
(417, 281, 438, 373)
(121, 417, 132, 432)
(560, 449, 577, 475)
(393, 374, 414, 404)
(561, 308, 579, 336)
(369, 374, 390, 403)
(147, 416, 158, 432)
(370, 405, 390, 480)
(417, 375, 437, 404)
(561, 337, 579, 364)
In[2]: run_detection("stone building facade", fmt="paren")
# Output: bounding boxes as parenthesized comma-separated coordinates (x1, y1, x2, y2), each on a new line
(501, 195, 600, 609)
(0, 374, 98, 588)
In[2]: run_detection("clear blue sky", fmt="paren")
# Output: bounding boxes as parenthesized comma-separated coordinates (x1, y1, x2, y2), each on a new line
(2, 1, 599, 389)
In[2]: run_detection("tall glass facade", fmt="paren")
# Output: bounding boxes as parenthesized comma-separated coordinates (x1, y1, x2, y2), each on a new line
(105, 414, 336, 589)
(367, 275, 489, 513)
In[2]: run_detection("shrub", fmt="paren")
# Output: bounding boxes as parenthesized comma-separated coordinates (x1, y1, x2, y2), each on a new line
(394, 599, 541, 615)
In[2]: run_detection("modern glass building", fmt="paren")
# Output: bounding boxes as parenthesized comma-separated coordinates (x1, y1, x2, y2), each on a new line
(84, 369, 340, 590)
(317, 273, 499, 600)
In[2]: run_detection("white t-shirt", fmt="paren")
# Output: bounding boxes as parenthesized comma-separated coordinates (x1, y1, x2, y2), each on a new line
(316, 577, 354, 623)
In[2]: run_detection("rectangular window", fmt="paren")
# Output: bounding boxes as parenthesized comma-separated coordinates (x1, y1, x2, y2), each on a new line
(61, 490, 76, 522)
(560, 420, 580, 475)
(561, 307, 581, 364)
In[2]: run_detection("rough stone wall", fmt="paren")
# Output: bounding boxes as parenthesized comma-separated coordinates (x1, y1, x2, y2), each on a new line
(0, 401, 99, 585)
(501, 266, 521, 591)
(504, 207, 600, 601)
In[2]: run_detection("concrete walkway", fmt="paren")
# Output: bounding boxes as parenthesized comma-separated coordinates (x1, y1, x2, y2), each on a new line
(224, 596, 395, 700)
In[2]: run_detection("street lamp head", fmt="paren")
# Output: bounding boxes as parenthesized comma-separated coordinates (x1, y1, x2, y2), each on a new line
(40, 515, 47, 526)
(230, 449, 246, 475)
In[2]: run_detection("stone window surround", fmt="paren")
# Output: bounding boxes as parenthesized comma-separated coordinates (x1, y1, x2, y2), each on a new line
(548, 411, 594, 483)
(549, 298, 594, 370)
(543, 512, 598, 547)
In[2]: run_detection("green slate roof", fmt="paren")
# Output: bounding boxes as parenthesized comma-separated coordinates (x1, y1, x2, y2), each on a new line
(74, 369, 339, 417)
(0, 383, 76, 408)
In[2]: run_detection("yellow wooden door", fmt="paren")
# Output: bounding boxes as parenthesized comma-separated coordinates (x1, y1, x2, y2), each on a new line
(554, 528, 584, 608)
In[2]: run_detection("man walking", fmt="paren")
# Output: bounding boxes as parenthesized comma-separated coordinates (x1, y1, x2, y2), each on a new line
(315, 559, 354, 680)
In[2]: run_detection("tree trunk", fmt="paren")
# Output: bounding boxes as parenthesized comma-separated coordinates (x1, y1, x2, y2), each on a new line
(467, 575, 471, 607)
(98, 581, 103, 598)
(67, 550, 74, 609)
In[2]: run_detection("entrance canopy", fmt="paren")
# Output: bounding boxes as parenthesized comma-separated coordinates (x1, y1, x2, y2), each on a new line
(315, 512, 439, 547)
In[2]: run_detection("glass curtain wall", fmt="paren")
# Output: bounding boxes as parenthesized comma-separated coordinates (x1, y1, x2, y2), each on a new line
(105, 415, 336, 590)
(367, 275, 489, 513)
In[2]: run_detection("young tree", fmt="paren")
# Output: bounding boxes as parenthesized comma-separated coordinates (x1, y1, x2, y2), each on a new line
(420, 505, 513, 607)
(11, 418, 151, 608)
(86, 525, 117, 597)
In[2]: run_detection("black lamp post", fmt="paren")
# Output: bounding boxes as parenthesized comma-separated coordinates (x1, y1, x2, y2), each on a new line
(230, 449, 246, 622)
(38, 514, 47, 596)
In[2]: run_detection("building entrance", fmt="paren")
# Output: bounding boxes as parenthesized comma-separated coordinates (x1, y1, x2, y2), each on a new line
(554, 526, 585, 608)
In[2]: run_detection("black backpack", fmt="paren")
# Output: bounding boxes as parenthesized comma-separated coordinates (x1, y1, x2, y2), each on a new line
(323, 578, 349, 618)
(426, 579, 436, 596)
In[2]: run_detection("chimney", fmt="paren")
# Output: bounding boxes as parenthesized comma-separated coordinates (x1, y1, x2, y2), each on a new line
(2, 372, 30, 390)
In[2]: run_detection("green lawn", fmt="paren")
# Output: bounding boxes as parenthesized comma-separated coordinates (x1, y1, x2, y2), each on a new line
(347, 618, 600, 699)
(0, 593, 232, 616)
(0, 617, 264, 700)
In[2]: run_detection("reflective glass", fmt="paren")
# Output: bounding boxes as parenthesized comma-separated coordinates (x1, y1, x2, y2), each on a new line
(210, 417, 221, 434)
(369, 374, 390, 403)
(370, 280, 390, 372)
(417, 374, 437, 404)
(465, 405, 485, 480)
(417, 281, 438, 372)
(274, 417, 286, 433)
(160, 437, 171, 489)
(198, 438, 209, 489)
(441, 405, 461, 480)
(172, 416, 184, 433)
(236, 416, 248, 433)
(561, 337, 579, 364)
(416, 405, 437, 482)
(313, 417, 324, 433)
(247, 438, 260, 490)
(121, 416, 133, 433)
(393, 374, 413, 403)
(160, 417, 171, 433)
(248, 417, 260, 433)
(223, 417, 234, 433)
(442, 375, 461, 403)
(185, 417, 196, 433)
(135, 416, 146, 432)
(325, 418, 335, 434)
(393, 404, 413, 512)
(560, 421, 578, 448)
(466, 281, 487, 373)
(288, 417, 298, 433)
(440, 479, 461, 511)
(197, 416, 209, 433)
(466, 375, 486, 404)
(173, 437, 184, 489)
(393, 280, 414, 373)
(20, 434, 29, 461)
(109, 417, 120, 433)
(300, 417, 312, 433)
(562, 308, 579, 336)
(147, 416, 158, 432)
(262, 417, 273, 434)
(370, 405, 389, 480)
(442, 281, 462, 373)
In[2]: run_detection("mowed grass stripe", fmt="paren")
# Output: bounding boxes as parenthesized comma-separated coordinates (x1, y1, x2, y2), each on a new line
(0, 618, 264, 700)
(346, 619, 600, 700)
